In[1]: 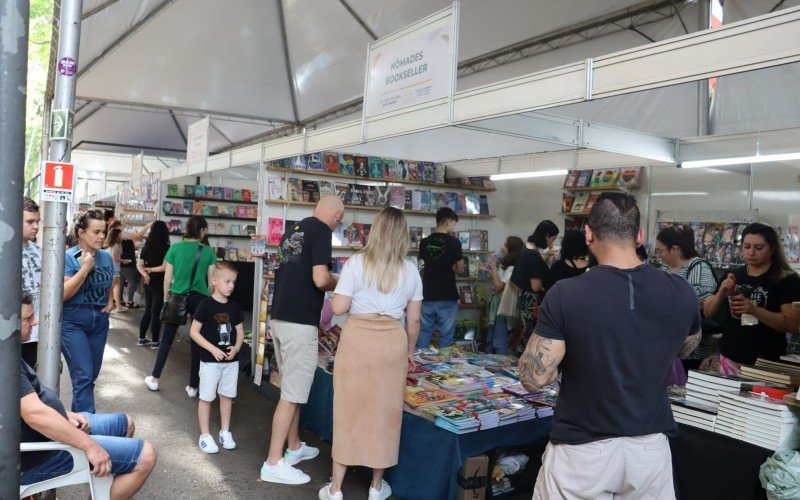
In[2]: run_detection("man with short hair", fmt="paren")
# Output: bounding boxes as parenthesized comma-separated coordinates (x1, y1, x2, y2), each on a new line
(21, 197, 42, 367)
(416, 207, 464, 349)
(520, 193, 701, 499)
(260, 195, 343, 485)
(18, 292, 157, 496)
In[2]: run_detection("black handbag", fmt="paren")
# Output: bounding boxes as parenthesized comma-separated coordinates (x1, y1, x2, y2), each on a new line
(160, 244, 204, 325)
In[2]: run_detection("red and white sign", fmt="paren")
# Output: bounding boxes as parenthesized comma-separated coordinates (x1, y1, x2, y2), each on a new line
(40, 161, 76, 203)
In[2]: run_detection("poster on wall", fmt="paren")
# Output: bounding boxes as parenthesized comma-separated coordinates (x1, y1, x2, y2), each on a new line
(186, 116, 210, 168)
(364, 4, 458, 118)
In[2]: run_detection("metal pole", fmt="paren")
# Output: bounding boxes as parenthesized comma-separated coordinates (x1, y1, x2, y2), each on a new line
(38, 0, 84, 390)
(0, 0, 30, 494)
(697, 0, 710, 136)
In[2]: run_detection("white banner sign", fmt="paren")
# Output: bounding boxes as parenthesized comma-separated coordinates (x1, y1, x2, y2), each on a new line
(365, 5, 457, 118)
(186, 116, 210, 165)
(131, 152, 145, 188)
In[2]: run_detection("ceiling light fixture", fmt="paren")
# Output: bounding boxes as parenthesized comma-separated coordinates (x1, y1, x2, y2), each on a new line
(680, 152, 800, 169)
(489, 169, 569, 181)
(650, 192, 709, 197)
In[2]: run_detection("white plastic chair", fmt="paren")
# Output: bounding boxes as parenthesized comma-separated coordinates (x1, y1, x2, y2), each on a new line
(19, 442, 113, 499)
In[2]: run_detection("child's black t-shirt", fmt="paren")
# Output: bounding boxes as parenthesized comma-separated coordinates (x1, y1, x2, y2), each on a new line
(194, 296, 244, 363)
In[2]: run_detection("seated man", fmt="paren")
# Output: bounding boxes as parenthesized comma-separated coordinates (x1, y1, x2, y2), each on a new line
(19, 291, 156, 498)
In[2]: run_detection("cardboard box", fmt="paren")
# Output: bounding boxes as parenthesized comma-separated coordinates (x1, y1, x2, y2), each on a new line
(457, 454, 489, 500)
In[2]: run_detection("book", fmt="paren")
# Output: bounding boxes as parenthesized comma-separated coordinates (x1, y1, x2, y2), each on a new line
(575, 170, 593, 188)
(421, 162, 435, 182)
(409, 227, 423, 249)
(404, 190, 413, 210)
(459, 285, 474, 305)
(301, 180, 320, 203)
(382, 158, 397, 179)
(740, 365, 800, 385)
(562, 194, 575, 213)
(595, 168, 619, 188)
(318, 180, 335, 198)
(305, 152, 324, 171)
(407, 161, 421, 181)
(434, 164, 446, 184)
(458, 231, 470, 250)
(589, 170, 605, 188)
(473, 284, 487, 305)
(389, 186, 406, 209)
(563, 170, 580, 188)
(184, 185, 196, 198)
(469, 230, 486, 251)
(167, 184, 179, 197)
(348, 184, 366, 206)
(168, 220, 182, 234)
(242, 189, 252, 202)
(268, 176, 286, 200)
(339, 154, 355, 175)
(222, 188, 233, 201)
(334, 183, 351, 204)
(404, 386, 459, 408)
(364, 187, 377, 207)
(618, 166, 642, 188)
(354, 156, 369, 177)
(571, 192, 590, 214)
(394, 159, 408, 180)
(331, 224, 345, 247)
(374, 185, 390, 207)
(192, 202, 203, 215)
(368, 157, 384, 179)
(456, 194, 467, 214)
(465, 194, 481, 215)
(323, 152, 341, 173)
(267, 218, 284, 245)
(289, 155, 306, 169)
(584, 194, 600, 214)
(231, 188, 242, 202)
(236, 206, 248, 218)
(479, 195, 489, 215)
(251, 235, 267, 256)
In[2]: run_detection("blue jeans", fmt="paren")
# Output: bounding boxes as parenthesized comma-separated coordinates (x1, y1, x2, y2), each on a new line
(61, 305, 110, 413)
(487, 315, 510, 355)
(20, 412, 143, 485)
(417, 301, 458, 349)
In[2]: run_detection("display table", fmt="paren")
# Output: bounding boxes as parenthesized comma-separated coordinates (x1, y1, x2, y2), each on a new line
(298, 367, 552, 500)
(670, 424, 771, 500)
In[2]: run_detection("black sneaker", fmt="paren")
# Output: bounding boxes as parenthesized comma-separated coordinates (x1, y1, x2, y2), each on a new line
(150, 342, 160, 349)
(137, 339, 149, 346)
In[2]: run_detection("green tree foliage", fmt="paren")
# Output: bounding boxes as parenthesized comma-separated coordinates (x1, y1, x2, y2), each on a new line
(25, 0, 55, 198)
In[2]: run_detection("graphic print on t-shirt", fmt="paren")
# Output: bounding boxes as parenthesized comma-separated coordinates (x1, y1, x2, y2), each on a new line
(750, 287, 769, 309)
(22, 243, 42, 294)
(85, 266, 114, 304)
(279, 231, 304, 266)
(215, 312, 233, 346)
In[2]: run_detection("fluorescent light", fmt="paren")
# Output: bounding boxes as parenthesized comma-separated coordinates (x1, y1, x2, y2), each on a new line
(650, 192, 709, 197)
(490, 169, 569, 181)
(681, 152, 800, 169)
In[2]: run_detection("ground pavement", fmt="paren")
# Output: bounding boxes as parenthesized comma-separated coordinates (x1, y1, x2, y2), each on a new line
(55, 310, 374, 499)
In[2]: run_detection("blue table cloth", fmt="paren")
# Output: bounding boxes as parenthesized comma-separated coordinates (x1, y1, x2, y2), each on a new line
(299, 367, 552, 500)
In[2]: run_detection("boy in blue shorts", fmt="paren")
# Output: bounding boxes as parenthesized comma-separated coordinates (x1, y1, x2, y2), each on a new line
(190, 262, 245, 453)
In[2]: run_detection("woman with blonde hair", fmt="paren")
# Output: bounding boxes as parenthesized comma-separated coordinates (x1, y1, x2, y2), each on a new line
(320, 207, 422, 500)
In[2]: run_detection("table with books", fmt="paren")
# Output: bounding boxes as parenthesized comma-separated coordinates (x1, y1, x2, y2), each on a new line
(299, 345, 553, 500)
(668, 357, 800, 499)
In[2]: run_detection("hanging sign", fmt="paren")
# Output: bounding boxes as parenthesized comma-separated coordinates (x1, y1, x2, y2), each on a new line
(186, 116, 210, 166)
(364, 4, 458, 119)
(40, 161, 76, 203)
(50, 109, 73, 140)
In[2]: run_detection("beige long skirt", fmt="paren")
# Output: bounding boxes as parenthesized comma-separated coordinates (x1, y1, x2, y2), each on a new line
(332, 314, 408, 468)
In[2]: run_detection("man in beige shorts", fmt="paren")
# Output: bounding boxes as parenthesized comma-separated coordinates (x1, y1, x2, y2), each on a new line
(519, 193, 702, 499)
(260, 196, 343, 485)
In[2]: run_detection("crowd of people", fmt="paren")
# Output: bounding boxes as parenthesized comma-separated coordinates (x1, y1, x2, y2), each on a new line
(17, 190, 800, 498)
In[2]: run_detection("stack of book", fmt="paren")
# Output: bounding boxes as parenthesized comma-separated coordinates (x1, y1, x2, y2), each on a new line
(742, 360, 800, 385)
(459, 398, 500, 430)
(431, 374, 487, 397)
(426, 404, 480, 434)
(714, 391, 799, 450)
(685, 370, 760, 409)
(670, 400, 717, 431)
(403, 386, 459, 409)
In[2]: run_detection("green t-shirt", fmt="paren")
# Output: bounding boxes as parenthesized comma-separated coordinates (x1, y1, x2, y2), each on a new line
(164, 241, 217, 295)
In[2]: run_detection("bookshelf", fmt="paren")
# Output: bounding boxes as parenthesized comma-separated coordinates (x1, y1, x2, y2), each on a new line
(165, 213, 258, 222)
(164, 195, 259, 206)
(265, 199, 495, 219)
(266, 166, 496, 192)
(170, 232, 253, 240)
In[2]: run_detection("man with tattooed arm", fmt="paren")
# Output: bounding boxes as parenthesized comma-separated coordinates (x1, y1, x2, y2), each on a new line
(520, 193, 701, 499)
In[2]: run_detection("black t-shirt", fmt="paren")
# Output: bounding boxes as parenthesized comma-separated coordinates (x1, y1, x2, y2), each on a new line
(140, 243, 169, 287)
(20, 360, 69, 473)
(272, 217, 333, 326)
(719, 267, 800, 364)
(536, 264, 701, 445)
(543, 259, 588, 291)
(510, 248, 548, 293)
(194, 296, 244, 363)
(419, 232, 463, 301)
(121, 239, 137, 268)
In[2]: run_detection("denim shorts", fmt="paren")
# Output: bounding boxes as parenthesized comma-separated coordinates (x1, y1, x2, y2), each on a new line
(20, 412, 144, 485)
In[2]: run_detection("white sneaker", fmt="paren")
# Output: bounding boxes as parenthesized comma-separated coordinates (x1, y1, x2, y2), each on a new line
(198, 434, 219, 454)
(260, 459, 310, 485)
(368, 480, 392, 500)
(284, 442, 320, 466)
(319, 482, 344, 500)
(185, 385, 198, 398)
(219, 429, 236, 450)
(144, 376, 159, 391)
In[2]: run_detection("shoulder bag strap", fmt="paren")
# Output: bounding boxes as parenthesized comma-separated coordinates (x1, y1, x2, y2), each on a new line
(188, 244, 205, 290)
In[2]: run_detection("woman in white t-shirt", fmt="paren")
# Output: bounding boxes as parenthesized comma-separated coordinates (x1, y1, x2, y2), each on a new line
(486, 236, 524, 355)
(320, 207, 422, 500)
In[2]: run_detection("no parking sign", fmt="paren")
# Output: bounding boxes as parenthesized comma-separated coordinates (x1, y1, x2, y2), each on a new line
(40, 161, 76, 203)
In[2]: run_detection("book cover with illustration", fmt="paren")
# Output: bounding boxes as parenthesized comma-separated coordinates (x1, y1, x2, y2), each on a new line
(389, 186, 406, 209)
(409, 227, 423, 249)
(405, 190, 413, 210)
(305, 152, 324, 171)
(382, 158, 397, 180)
(268, 175, 286, 200)
(364, 187, 377, 207)
(583, 194, 600, 214)
(456, 194, 467, 214)
(251, 235, 267, 256)
(301, 180, 320, 203)
(318, 180, 335, 198)
(331, 223, 344, 247)
(421, 162, 436, 183)
(339, 154, 355, 175)
(406, 161, 421, 181)
(571, 192, 590, 213)
(323, 152, 341, 173)
(458, 231, 470, 249)
(353, 156, 369, 178)
(434, 164, 446, 184)
(184, 185, 196, 198)
(236, 206, 248, 218)
(246, 206, 257, 219)
(167, 184, 179, 197)
(562, 194, 576, 213)
(267, 218, 284, 245)
(334, 183, 351, 204)
(458, 285, 474, 305)
(393, 159, 407, 180)
(289, 155, 307, 170)
(618, 166, 642, 188)
(168, 220, 182, 234)
(479, 195, 489, 215)
(563, 170, 580, 188)
(473, 284, 487, 305)
(211, 187, 224, 200)
(465, 194, 480, 215)
(348, 184, 366, 206)
(242, 189, 252, 202)
(575, 170, 593, 188)
(220, 188, 231, 200)
(287, 178, 302, 202)
(368, 157, 384, 179)
(194, 185, 207, 198)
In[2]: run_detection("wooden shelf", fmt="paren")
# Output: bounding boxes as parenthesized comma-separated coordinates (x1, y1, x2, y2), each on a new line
(162, 213, 257, 222)
(265, 199, 495, 219)
(267, 166, 496, 192)
(169, 232, 253, 240)
(164, 195, 258, 206)
(561, 212, 589, 217)
(118, 208, 156, 213)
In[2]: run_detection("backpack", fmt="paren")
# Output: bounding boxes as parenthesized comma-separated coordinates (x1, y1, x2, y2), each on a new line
(686, 258, 724, 334)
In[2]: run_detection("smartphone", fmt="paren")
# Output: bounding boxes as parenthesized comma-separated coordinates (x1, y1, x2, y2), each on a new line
(74, 249, 83, 260)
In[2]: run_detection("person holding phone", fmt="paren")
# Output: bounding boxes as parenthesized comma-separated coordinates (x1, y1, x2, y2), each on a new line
(703, 223, 800, 371)
(62, 210, 117, 413)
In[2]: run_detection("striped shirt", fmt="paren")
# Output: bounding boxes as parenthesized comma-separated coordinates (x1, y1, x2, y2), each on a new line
(670, 257, 717, 301)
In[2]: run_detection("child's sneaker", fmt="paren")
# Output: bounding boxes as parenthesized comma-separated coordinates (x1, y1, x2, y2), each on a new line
(150, 341, 160, 349)
(319, 482, 343, 500)
(144, 376, 159, 391)
(185, 385, 198, 398)
(284, 442, 320, 465)
(198, 434, 219, 454)
(137, 338, 149, 346)
(260, 459, 310, 485)
(368, 480, 392, 500)
(219, 429, 236, 450)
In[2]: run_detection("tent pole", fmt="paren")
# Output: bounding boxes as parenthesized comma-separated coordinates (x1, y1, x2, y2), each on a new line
(697, 0, 710, 136)
(38, 0, 84, 391)
(0, 0, 29, 495)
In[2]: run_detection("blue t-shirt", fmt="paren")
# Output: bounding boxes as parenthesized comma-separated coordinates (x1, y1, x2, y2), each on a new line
(64, 247, 116, 306)
(535, 264, 701, 445)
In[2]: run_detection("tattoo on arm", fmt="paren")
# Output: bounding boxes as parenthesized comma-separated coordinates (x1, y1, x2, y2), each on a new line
(519, 336, 557, 390)
(678, 332, 702, 359)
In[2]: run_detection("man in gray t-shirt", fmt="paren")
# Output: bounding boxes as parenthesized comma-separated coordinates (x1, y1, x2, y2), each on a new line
(21, 197, 42, 368)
